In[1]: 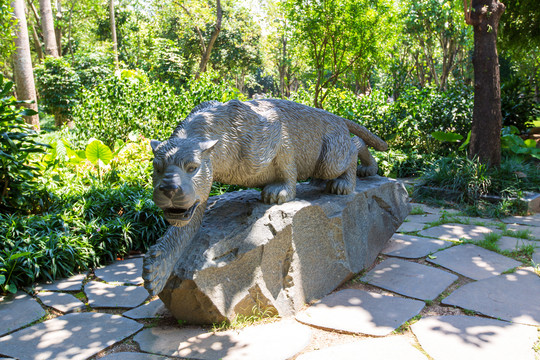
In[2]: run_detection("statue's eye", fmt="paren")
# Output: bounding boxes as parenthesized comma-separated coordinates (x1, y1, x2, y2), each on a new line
(153, 160, 163, 173)
(186, 165, 198, 173)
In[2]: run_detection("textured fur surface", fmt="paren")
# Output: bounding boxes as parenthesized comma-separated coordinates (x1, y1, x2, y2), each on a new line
(151, 99, 387, 222)
(143, 99, 387, 295)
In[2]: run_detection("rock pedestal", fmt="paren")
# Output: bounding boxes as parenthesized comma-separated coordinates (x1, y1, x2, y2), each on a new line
(159, 176, 410, 324)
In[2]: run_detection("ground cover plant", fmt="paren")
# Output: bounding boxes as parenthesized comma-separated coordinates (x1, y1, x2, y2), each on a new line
(415, 154, 540, 217)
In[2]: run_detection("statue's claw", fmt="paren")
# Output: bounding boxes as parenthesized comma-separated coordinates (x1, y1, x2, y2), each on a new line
(357, 165, 378, 177)
(326, 178, 354, 195)
(261, 183, 294, 205)
(143, 245, 172, 296)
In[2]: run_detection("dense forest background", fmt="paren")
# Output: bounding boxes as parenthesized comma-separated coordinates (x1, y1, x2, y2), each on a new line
(2, 0, 539, 111)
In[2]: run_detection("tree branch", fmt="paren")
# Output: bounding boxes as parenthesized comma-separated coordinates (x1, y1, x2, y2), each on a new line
(178, 3, 206, 55)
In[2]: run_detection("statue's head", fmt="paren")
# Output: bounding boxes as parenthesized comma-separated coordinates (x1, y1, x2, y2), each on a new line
(150, 137, 218, 227)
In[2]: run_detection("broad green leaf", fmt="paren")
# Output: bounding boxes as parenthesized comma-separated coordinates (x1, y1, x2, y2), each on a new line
(20, 108, 38, 117)
(524, 139, 536, 148)
(431, 131, 463, 142)
(459, 131, 471, 151)
(509, 144, 529, 154)
(9, 252, 31, 260)
(0, 274, 5, 285)
(7, 283, 17, 294)
(86, 140, 113, 165)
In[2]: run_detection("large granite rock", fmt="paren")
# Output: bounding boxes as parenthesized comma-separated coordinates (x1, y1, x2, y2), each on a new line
(159, 176, 409, 324)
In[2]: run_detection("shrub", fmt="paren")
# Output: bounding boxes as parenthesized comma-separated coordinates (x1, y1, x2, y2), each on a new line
(73, 70, 246, 148)
(73, 69, 184, 148)
(72, 51, 115, 90)
(291, 83, 472, 174)
(501, 77, 539, 132)
(0, 184, 167, 293)
(35, 57, 81, 127)
(416, 155, 540, 214)
(0, 76, 49, 213)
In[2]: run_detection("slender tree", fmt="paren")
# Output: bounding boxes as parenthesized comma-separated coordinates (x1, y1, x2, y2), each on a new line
(178, 0, 222, 78)
(11, 0, 40, 129)
(464, 0, 505, 166)
(109, 0, 119, 68)
(198, 0, 221, 77)
(54, 0, 61, 52)
(38, 0, 59, 57)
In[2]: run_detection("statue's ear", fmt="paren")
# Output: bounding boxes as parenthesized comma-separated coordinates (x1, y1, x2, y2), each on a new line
(199, 139, 218, 155)
(150, 140, 161, 153)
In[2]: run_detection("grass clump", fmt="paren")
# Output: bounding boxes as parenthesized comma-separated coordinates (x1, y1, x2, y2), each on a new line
(212, 305, 279, 332)
(415, 155, 539, 218)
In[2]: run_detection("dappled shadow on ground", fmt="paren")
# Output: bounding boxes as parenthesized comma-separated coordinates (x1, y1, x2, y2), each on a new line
(0, 312, 142, 360)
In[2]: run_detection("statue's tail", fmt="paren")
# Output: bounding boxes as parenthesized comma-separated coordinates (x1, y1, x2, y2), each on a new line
(344, 119, 388, 151)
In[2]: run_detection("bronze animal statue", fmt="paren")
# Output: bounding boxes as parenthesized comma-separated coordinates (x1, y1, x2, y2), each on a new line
(143, 99, 387, 295)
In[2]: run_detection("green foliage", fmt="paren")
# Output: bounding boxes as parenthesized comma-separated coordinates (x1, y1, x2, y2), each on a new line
(417, 155, 540, 217)
(85, 139, 113, 182)
(72, 51, 115, 90)
(0, 184, 167, 292)
(501, 126, 540, 160)
(292, 82, 472, 175)
(285, 0, 396, 107)
(501, 79, 540, 132)
(0, 135, 166, 294)
(34, 57, 82, 122)
(0, 0, 15, 70)
(431, 131, 463, 143)
(73, 70, 245, 147)
(0, 76, 49, 213)
(73, 70, 183, 147)
(138, 38, 186, 88)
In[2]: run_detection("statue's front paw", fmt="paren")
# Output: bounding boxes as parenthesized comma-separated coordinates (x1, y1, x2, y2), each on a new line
(326, 178, 354, 195)
(143, 246, 171, 296)
(357, 165, 378, 177)
(261, 183, 295, 205)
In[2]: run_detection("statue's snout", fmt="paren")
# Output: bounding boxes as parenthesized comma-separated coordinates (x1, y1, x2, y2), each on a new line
(159, 183, 183, 199)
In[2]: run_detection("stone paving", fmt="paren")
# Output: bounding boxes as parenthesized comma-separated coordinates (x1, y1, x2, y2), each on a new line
(0, 204, 539, 360)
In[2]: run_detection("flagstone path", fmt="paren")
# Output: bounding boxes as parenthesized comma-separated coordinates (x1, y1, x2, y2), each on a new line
(1, 203, 539, 360)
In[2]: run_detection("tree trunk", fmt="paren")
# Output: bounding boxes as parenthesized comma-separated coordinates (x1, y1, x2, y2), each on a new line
(109, 0, 119, 68)
(196, 0, 222, 79)
(465, 0, 505, 166)
(11, 0, 40, 130)
(54, 0, 62, 55)
(30, 23, 44, 61)
(38, 0, 58, 57)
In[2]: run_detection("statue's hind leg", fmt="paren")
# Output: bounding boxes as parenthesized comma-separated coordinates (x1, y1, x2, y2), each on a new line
(325, 156, 357, 195)
(318, 135, 357, 195)
(354, 136, 378, 177)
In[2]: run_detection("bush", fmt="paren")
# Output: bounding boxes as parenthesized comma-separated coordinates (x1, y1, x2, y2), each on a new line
(35, 57, 81, 127)
(0, 76, 49, 213)
(73, 70, 245, 148)
(291, 83, 473, 174)
(0, 184, 166, 293)
(73, 69, 184, 148)
(416, 155, 540, 216)
(72, 51, 115, 90)
(501, 79, 540, 132)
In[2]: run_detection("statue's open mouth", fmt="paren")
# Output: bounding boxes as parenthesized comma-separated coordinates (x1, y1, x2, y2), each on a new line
(164, 200, 200, 224)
